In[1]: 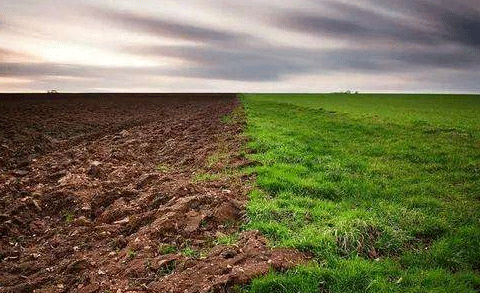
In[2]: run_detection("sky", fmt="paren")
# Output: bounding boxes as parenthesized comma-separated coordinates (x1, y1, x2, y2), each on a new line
(0, 0, 479, 93)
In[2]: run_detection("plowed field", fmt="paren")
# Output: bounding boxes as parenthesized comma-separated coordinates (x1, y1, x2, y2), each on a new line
(0, 94, 306, 293)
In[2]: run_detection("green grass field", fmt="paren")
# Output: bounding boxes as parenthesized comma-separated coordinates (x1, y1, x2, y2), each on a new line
(240, 94, 480, 292)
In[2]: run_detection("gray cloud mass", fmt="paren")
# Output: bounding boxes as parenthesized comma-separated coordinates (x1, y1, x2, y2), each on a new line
(281, 1, 480, 48)
(126, 45, 479, 81)
(125, 46, 306, 81)
(371, 0, 480, 47)
(1, 0, 479, 92)
(110, 0, 479, 81)
(441, 11, 480, 46)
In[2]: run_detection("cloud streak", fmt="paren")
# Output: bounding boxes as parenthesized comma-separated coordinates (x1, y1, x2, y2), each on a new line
(91, 7, 259, 47)
(278, 1, 480, 48)
(377, 0, 480, 47)
(2, 47, 478, 84)
(80, 1, 480, 84)
(0, 48, 15, 61)
(0, 62, 103, 78)
(124, 44, 479, 82)
(0, 48, 37, 62)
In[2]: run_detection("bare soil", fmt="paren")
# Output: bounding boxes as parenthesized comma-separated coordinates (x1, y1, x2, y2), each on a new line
(0, 94, 308, 293)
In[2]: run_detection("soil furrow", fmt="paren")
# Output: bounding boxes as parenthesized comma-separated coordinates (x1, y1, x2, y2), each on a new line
(0, 94, 308, 293)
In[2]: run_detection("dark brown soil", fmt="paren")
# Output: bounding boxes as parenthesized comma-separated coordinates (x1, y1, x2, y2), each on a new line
(0, 94, 308, 293)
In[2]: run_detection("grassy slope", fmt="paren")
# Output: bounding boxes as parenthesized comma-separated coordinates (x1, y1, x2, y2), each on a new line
(241, 94, 480, 292)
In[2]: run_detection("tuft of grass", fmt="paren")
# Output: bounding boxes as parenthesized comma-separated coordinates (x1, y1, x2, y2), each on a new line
(241, 93, 480, 292)
(181, 246, 199, 258)
(192, 172, 221, 183)
(63, 211, 74, 223)
(216, 232, 240, 246)
(158, 244, 176, 255)
(126, 249, 136, 259)
(206, 151, 230, 169)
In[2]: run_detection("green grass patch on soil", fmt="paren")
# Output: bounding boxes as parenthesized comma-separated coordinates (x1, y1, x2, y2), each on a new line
(241, 93, 480, 292)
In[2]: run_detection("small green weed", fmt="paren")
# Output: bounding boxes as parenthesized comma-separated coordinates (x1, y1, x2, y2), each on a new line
(181, 246, 199, 258)
(216, 233, 239, 246)
(200, 219, 208, 229)
(63, 211, 74, 223)
(206, 146, 231, 169)
(192, 172, 221, 183)
(158, 244, 176, 255)
(126, 249, 136, 259)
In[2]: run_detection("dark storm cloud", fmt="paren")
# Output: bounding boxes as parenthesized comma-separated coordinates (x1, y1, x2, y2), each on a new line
(280, 0, 480, 48)
(91, 7, 256, 46)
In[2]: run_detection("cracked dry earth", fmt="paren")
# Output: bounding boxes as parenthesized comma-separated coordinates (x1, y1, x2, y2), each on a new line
(0, 94, 308, 293)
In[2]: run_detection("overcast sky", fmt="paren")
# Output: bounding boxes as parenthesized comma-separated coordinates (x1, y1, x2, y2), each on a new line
(0, 0, 479, 93)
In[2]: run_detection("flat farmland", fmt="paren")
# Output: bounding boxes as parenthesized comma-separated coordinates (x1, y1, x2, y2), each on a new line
(0, 94, 306, 293)
(242, 93, 480, 292)
(1, 93, 479, 293)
